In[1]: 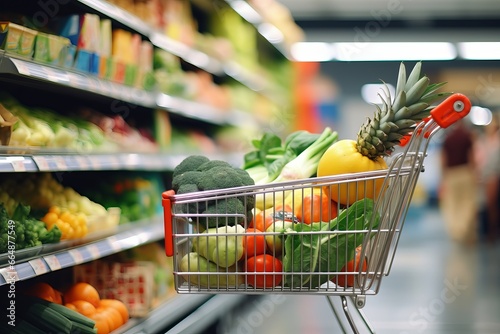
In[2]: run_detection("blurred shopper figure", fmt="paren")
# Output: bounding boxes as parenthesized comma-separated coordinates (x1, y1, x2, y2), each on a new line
(475, 113, 500, 243)
(440, 119, 478, 245)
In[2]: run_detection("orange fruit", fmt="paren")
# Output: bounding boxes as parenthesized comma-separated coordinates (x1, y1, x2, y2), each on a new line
(65, 303, 78, 311)
(99, 299, 129, 324)
(96, 307, 123, 331)
(25, 282, 57, 302)
(53, 289, 63, 305)
(90, 313, 110, 334)
(64, 282, 101, 308)
(71, 300, 97, 317)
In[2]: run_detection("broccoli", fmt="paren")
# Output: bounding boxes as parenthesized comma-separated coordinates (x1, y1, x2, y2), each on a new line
(0, 203, 61, 253)
(39, 225, 62, 244)
(171, 155, 255, 228)
(172, 155, 210, 179)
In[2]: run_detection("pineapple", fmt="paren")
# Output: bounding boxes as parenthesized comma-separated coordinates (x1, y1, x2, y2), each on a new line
(356, 62, 451, 159)
(317, 62, 451, 205)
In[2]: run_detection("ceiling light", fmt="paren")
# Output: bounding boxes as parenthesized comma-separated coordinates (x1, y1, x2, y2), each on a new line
(458, 42, 500, 60)
(361, 83, 395, 104)
(469, 106, 492, 126)
(334, 42, 457, 61)
(290, 42, 336, 62)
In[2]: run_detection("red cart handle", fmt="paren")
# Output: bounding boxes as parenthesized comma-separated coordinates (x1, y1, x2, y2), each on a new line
(399, 93, 471, 146)
(162, 190, 175, 257)
(430, 93, 471, 128)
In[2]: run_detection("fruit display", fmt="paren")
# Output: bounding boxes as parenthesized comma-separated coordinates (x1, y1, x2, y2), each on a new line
(0, 173, 117, 238)
(73, 260, 155, 317)
(0, 94, 158, 152)
(18, 281, 129, 334)
(0, 203, 61, 253)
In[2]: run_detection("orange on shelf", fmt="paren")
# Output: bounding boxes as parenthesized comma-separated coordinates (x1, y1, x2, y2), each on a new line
(89, 313, 110, 334)
(96, 306, 123, 332)
(64, 282, 101, 308)
(25, 282, 61, 304)
(99, 299, 129, 324)
(68, 300, 97, 317)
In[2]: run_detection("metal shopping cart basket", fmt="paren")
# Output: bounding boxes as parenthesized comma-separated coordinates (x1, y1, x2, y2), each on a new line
(162, 93, 471, 333)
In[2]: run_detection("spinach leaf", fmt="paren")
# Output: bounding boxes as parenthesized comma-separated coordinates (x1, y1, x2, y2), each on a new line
(283, 198, 379, 288)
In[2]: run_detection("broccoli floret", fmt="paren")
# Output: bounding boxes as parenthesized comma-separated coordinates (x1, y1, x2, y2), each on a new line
(198, 167, 247, 191)
(196, 159, 232, 172)
(177, 183, 199, 195)
(173, 155, 210, 178)
(202, 197, 246, 227)
(172, 156, 257, 228)
(172, 170, 203, 192)
(39, 225, 61, 244)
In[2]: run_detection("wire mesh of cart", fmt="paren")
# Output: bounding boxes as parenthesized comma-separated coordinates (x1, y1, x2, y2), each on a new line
(162, 93, 471, 333)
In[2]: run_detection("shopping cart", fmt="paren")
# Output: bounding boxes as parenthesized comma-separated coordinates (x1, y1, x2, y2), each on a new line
(162, 93, 471, 333)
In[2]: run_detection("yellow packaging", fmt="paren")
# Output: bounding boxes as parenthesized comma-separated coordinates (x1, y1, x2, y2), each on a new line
(0, 22, 23, 52)
(18, 26, 38, 57)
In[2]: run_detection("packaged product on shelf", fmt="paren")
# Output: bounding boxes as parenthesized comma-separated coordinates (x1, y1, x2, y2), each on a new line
(0, 22, 22, 52)
(118, 242, 176, 308)
(33, 33, 71, 66)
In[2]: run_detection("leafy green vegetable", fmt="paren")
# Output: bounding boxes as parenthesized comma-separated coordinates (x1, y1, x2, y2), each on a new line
(283, 198, 379, 288)
(0, 203, 61, 253)
(243, 129, 335, 185)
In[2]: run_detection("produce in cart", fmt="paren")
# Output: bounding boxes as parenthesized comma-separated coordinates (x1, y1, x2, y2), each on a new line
(317, 62, 451, 205)
(171, 155, 255, 228)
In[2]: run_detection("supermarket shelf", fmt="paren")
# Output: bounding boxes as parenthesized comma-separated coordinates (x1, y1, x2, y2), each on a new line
(117, 295, 212, 334)
(0, 52, 258, 127)
(0, 51, 157, 108)
(0, 152, 244, 173)
(75, 0, 286, 100)
(0, 218, 164, 286)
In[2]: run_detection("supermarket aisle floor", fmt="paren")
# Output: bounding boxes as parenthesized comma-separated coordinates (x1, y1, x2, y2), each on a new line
(224, 205, 500, 334)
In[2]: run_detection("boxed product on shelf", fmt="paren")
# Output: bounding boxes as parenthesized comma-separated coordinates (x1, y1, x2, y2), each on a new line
(0, 22, 38, 57)
(33, 32, 72, 66)
(73, 260, 155, 317)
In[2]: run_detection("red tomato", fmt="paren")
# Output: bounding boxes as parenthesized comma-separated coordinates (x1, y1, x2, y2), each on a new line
(334, 246, 368, 287)
(295, 188, 338, 224)
(245, 254, 283, 288)
(243, 228, 267, 258)
(252, 205, 293, 232)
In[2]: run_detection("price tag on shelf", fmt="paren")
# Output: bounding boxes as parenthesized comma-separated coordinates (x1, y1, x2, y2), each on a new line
(74, 155, 89, 170)
(11, 159, 26, 172)
(108, 155, 122, 168)
(53, 156, 68, 171)
(86, 244, 101, 260)
(10, 58, 30, 76)
(88, 155, 102, 170)
(107, 236, 121, 252)
(43, 254, 62, 271)
(68, 249, 84, 264)
(0, 267, 19, 283)
(32, 156, 51, 171)
(29, 258, 48, 276)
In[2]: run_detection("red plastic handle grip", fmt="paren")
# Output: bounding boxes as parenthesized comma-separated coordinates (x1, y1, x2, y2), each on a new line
(430, 93, 471, 128)
(162, 190, 175, 257)
(399, 93, 472, 146)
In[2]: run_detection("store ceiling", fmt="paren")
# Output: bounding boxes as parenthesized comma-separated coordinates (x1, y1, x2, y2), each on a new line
(277, 0, 500, 42)
(277, 0, 500, 21)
